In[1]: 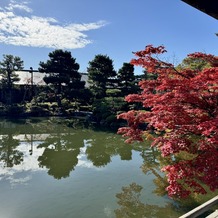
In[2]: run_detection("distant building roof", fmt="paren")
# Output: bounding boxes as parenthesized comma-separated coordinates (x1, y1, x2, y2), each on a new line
(14, 71, 89, 87)
(15, 71, 46, 85)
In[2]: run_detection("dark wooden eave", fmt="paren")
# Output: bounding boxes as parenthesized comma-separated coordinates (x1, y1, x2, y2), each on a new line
(181, 0, 218, 20)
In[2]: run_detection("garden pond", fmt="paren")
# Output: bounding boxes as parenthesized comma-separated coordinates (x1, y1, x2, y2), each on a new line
(0, 117, 217, 218)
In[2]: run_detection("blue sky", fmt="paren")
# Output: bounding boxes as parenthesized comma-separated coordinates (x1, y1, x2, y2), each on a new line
(0, 0, 217, 75)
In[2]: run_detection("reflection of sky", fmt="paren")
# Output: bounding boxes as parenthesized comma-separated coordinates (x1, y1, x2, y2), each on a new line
(0, 140, 45, 187)
(77, 140, 97, 169)
(77, 147, 94, 169)
(0, 136, 101, 187)
(77, 146, 103, 171)
(0, 132, 177, 218)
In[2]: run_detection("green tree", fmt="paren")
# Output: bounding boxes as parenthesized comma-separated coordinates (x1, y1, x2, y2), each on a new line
(38, 49, 82, 107)
(176, 56, 211, 71)
(117, 62, 138, 96)
(87, 54, 116, 99)
(92, 97, 127, 126)
(0, 55, 23, 104)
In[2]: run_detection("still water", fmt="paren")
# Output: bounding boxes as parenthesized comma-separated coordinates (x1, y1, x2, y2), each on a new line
(0, 117, 215, 218)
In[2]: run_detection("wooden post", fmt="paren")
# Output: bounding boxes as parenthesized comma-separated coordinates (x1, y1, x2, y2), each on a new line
(29, 67, 34, 98)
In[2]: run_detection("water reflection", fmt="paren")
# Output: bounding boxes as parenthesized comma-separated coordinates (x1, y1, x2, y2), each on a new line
(0, 133, 23, 167)
(0, 118, 215, 217)
(117, 143, 132, 160)
(0, 117, 167, 182)
(85, 135, 115, 167)
(115, 183, 180, 218)
(140, 147, 169, 197)
(37, 132, 84, 179)
(0, 118, 139, 179)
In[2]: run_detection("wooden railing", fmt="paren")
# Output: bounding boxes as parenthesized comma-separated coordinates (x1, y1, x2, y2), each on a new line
(179, 195, 218, 218)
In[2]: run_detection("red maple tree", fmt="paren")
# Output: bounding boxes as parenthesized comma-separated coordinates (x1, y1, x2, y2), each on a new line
(117, 45, 218, 198)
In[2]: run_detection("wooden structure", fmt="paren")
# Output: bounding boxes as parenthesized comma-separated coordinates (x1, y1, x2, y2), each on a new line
(181, 0, 218, 20)
(179, 195, 218, 218)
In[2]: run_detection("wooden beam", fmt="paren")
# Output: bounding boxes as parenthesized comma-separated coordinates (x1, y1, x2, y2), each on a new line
(181, 0, 218, 20)
(179, 195, 218, 218)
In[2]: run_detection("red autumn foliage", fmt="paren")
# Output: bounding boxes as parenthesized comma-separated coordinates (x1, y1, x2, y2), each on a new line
(117, 45, 218, 198)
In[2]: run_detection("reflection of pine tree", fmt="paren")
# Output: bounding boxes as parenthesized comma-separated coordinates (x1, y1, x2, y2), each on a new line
(0, 134, 23, 167)
(116, 143, 132, 160)
(38, 148, 80, 179)
(86, 143, 111, 167)
(115, 183, 181, 218)
(85, 133, 120, 167)
(37, 131, 85, 179)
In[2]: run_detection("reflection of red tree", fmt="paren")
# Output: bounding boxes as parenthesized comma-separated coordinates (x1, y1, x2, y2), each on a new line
(118, 45, 218, 198)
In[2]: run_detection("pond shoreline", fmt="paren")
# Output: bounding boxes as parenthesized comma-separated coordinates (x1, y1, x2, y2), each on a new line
(0, 103, 126, 130)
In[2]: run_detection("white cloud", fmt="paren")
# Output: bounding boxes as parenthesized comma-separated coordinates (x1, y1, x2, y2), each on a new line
(6, 0, 33, 13)
(0, 1, 107, 49)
